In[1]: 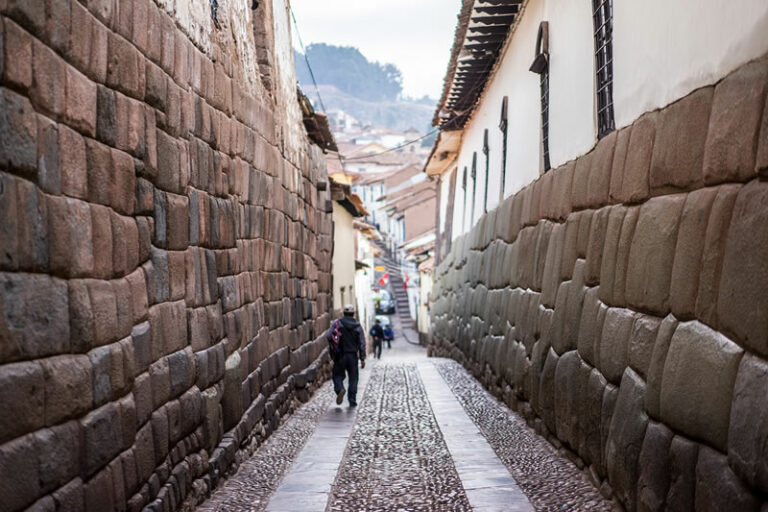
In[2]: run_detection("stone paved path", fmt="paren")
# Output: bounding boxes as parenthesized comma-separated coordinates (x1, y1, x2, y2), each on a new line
(197, 316, 612, 511)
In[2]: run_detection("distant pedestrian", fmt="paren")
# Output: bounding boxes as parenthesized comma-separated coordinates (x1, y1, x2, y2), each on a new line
(327, 304, 366, 407)
(370, 318, 384, 359)
(383, 324, 394, 349)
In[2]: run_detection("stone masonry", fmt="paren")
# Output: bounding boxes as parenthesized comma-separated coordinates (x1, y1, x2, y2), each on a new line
(0, 1, 335, 511)
(430, 55, 768, 510)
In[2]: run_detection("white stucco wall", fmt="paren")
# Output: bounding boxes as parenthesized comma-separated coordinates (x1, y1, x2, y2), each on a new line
(332, 202, 357, 313)
(452, 0, 595, 237)
(450, 0, 768, 240)
(613, 0, 768, 129)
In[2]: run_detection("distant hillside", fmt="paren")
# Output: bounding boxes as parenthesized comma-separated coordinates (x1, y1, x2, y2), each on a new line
(312, 85, 433, 132)
(295, 44, 435, 131)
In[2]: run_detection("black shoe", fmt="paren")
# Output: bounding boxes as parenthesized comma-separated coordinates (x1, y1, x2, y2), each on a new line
(348, 402, 357, 408)
(336, 389, 345, 405)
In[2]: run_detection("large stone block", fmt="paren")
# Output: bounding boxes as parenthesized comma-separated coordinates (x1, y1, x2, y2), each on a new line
(649, 87, 712, 194)
(695, 446, 760, 512)
(577, 287, 604, 368)
(553, 350, 582, 448)
(637, 421, 673, 512)
(717, 181, 768, 356)
(644, 315, 677, 420)
(660, 321, 743, 451)
(703, 57, 768, 184)
(0, 272, 70, 362)
(0, 88, 37, 173)
(81, 402, 123, 477)
(625, 194, 685, 316)
(598, 205, 626, 305)
(41, 354, 93, 426)
(0, 432, 42, 511)
(728, 354, 768, 494)
(621, 112, 656, 204)
(0, 361, 44, 444)
(666, 436, 697, 511)
(35, 420, 81, 493)
(48, 195, 94, 277)
(669, 187, 717, 320)
(585, 206, 611, 286)
(587, 131, 616, 209)
(606, 368, 648, 511)
(599, 307, 636, 385)
(628, 314, 661, 380)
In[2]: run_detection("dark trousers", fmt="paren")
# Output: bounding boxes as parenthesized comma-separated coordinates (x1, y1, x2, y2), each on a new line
(373, 338, 382, 359)
(332, 352, 359, 404)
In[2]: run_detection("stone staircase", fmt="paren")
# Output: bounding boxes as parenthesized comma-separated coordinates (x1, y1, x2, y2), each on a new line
(374, 240, 416, 332)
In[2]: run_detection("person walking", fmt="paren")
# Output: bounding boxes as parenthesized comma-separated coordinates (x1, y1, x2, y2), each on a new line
(328, 304, 366, 407)
(370, 318, 384, 359)
(383, 323, 394, 349)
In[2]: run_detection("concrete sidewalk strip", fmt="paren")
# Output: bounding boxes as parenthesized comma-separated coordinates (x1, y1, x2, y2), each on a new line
(265, 365, 372, 512)
(418, 362, 535, 512)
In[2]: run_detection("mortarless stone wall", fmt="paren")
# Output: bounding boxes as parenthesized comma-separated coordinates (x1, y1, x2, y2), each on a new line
(430, 55, 768, 511)
(0, 1, 335, 511)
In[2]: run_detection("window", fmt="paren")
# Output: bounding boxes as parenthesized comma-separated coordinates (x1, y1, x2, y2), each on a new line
(499, 96, 508, 202)
(593, 0, 615, 139)
(470, 152, 478, 226)
(530, 22, 551, 171)
(461, 166, 468, 232)
(482, 129, 490, 213)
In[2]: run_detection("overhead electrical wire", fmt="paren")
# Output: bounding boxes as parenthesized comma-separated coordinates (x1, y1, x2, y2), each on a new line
(340, 129, 440, 162)
(289, 7, 327, 113)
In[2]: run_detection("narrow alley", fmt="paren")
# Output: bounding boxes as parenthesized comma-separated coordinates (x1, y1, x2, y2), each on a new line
(197, 294, 611, 512)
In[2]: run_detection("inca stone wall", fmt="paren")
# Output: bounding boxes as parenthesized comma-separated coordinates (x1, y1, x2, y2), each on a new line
(430, 55, 768, 511)
(0, 1, 335, 511)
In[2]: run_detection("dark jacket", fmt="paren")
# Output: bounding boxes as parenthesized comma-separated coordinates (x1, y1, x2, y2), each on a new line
(370, 324, 384, 340)
(332, 316, 366, 358)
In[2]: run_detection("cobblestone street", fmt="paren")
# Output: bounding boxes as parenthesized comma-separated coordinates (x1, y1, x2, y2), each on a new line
(197, 317, 612, 511)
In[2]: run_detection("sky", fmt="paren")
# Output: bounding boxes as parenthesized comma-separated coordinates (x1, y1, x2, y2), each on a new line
(289, 0, 461, 99)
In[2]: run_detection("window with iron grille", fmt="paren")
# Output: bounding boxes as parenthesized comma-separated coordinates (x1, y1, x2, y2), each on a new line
(499, 96, 508, 202)
(462, 166, 468, 231)
(593, 0, 615, 139)
(530, 22, 551, 171)
(470, 152, 478, 227)
(483, 129, 490, 213)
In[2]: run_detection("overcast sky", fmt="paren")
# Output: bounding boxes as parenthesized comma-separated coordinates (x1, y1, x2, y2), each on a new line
(289, 0, 461, 99)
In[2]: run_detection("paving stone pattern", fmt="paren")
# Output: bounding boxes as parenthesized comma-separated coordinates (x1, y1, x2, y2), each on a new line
(326, 363, 472, 512)
(197, 382, 334, 512)
(435, 360, 613, 512)
(430, 54, 768, 511)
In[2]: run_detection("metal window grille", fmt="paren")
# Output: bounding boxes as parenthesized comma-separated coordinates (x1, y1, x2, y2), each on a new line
(483, 129, 490, 213)
(470, 152, 478, 227)
(462, 166, 468, 231)
(499, 96, 508, 202)
(593, 0, 615, 139)
(530, 22, 551, 172)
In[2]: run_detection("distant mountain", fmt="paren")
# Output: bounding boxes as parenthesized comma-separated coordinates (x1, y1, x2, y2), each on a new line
(295, 44, 436, 131)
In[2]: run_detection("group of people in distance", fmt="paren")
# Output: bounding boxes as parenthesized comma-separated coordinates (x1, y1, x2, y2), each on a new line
(326, 304, 395, 408)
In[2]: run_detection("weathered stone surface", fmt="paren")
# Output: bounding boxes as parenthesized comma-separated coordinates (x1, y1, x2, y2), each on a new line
(625, 194, 685, 316)
(0, 432, 42, 511)
(666, 436, 698, 512)
(621, 112, 656, 204)
(650, 87, 712, 194)
(644, 315, 678, 420)
(695, 446, 761, 512)
(585, 206, 611, 286)
(728, 354, 768, 494)
(695, 184, 739, 328)
(587, 132, 616, 209)
(599, 307, 636, 385)
(628, 314, 661, 380)
(637, 421, 673, 512)
(609, 127, 631, 203)
(41, 354, 93, 426)
(0, 361, 44, 444)
(598, 205, 626, 305)
(577, 287, 603, 368)
(669, 187, 717, 320)
(717, 180, 768, 356)
(606, 368, 648, 511)
(82, 402, 123, 476)
(703, 57, 768, 184)
(660, 321, 743, 451)
(0, 272, 70, 362)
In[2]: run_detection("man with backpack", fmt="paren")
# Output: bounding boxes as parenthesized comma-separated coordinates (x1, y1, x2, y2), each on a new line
(370, 318, 384, 360)
(327, 304, 366, 407)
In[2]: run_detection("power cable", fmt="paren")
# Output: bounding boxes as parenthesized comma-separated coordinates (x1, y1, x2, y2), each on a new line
(340, 129, 439, 162)
(289, 7, 327, 112)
